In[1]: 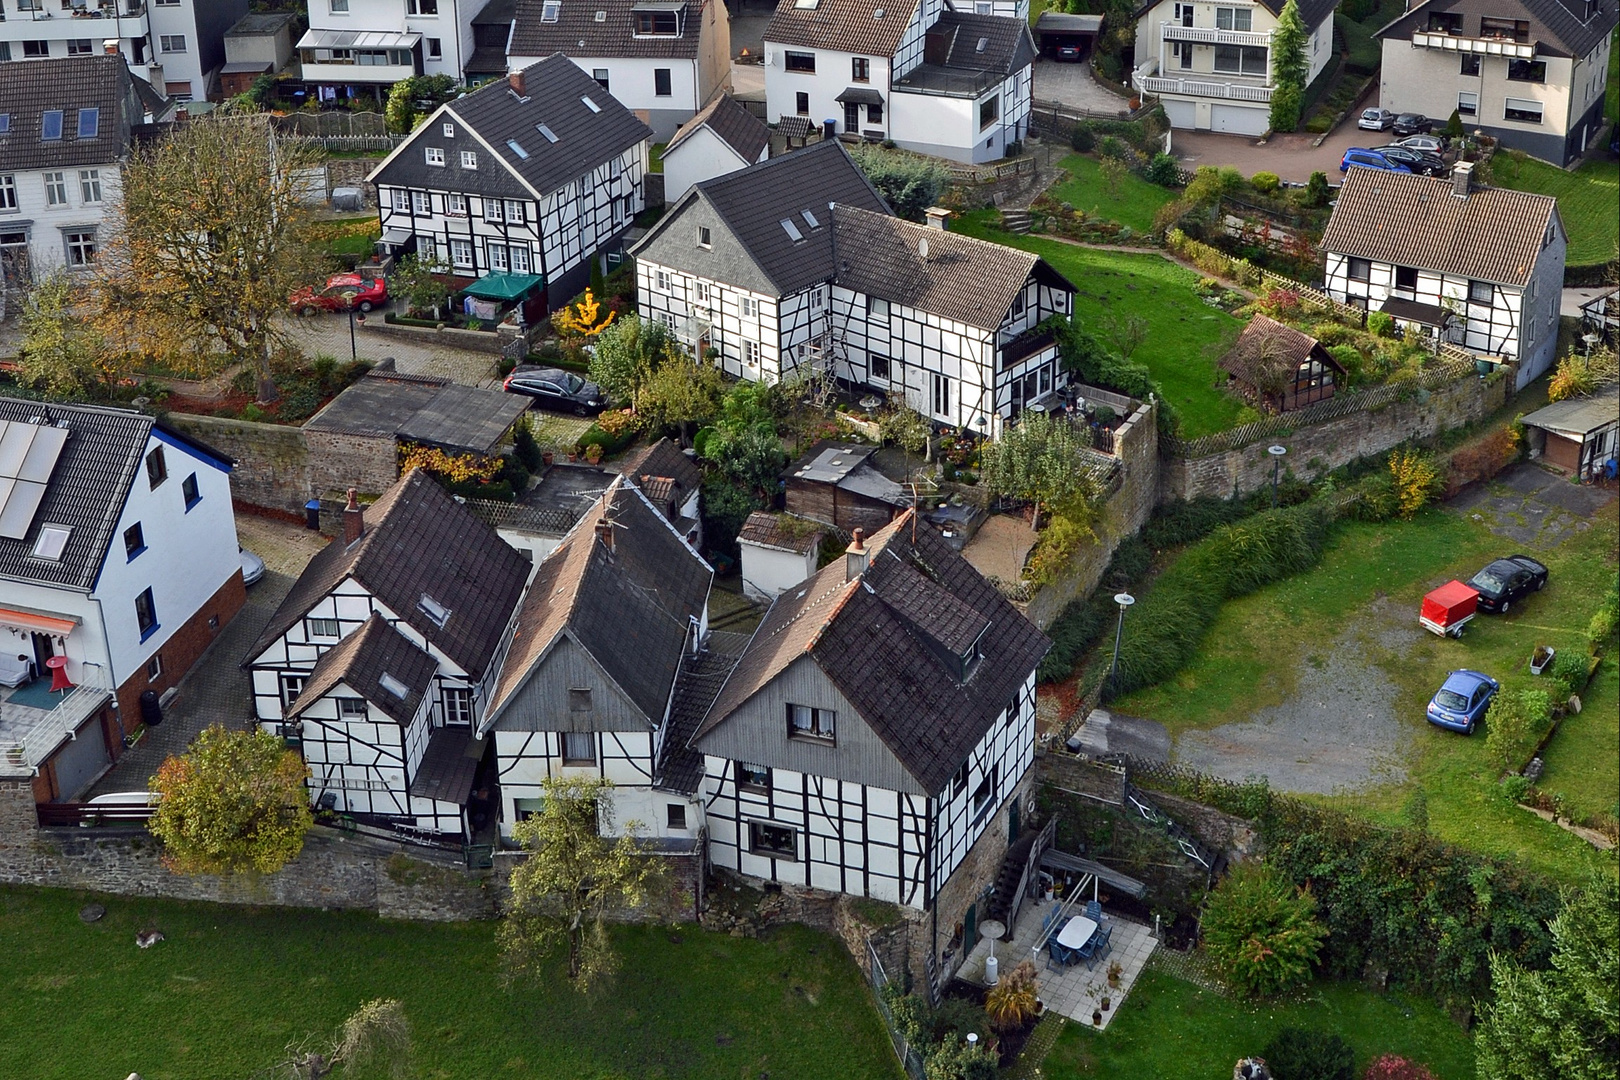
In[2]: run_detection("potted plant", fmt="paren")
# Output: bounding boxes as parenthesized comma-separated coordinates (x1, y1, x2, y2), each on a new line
(1101, 992, 1111, 1011)
(584, 443, 604, 465)
(541, 450, 555, 467)
(1107, 960, 1123, 988)
(1531, 645, 1555, 675)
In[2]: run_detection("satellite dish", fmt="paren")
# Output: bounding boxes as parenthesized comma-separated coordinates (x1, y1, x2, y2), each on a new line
(918, 236, 929, 259)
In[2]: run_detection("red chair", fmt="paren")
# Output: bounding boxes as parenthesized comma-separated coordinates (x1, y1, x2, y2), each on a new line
(45, 656, 73, 693)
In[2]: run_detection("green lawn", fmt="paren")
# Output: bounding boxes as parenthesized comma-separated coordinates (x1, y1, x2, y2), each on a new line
(0, 886, 900, 1080)
(1490, 153, 1620, 267)
(1046, 154, 1176, 234)
(313, 215, 383, 258)
(651, 141, 667, 173)
(1043, 967, 1476, 1080)
(1538, 651, 1619, 823)
(954, 212, 1246, 438)
(1110, 494, 1619, 882)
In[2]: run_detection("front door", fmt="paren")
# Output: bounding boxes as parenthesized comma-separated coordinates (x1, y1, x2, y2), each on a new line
(1009, 799, 1020, 840)
(844, 102, 861, 132)
(31, 632, 54, 677)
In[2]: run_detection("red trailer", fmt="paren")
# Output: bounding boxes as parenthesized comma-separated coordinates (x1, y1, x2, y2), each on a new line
(1421, 580, 1479, 637)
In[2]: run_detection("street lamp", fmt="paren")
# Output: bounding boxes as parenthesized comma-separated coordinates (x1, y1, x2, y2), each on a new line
(1583, 332, 1600, 358)
(348, 307, 366, 364)
(1108, 592, 1135, 697)
(1268, 444, 1287, 508)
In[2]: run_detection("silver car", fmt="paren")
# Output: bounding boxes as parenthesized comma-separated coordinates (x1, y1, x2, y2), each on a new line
(1397, 134, 1444, 153)
(1358, 108, 1396, 131)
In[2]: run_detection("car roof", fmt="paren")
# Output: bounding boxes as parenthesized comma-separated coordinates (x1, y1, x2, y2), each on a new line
(326, 274, 367, 287)
(511, 365, 571, 379)
(1440, 670, 1490, 694)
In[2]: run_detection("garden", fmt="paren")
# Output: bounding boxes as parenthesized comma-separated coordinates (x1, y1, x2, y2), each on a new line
(1487, 151, 1620, 276)
(0, 885, 901, 1080)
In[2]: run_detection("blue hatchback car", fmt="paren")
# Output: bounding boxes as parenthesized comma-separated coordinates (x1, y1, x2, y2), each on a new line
(1426, 670, 1499, 734)
(1340, 148, 1414, 173)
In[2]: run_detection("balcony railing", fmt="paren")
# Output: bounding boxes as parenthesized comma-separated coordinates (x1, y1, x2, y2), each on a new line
(999, 327, 1057, 368)
(1136, 75, 1274, 102)
(3, 685, 113, 772)
(1410, 30, 1536, 59)
(1161, 21, 1273, 47)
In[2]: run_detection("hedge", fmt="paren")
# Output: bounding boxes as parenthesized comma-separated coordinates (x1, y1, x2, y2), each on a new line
(574, 421, 638, 458)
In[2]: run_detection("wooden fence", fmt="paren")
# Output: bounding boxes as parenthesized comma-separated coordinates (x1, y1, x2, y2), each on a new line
(947, 155, 1038, 184)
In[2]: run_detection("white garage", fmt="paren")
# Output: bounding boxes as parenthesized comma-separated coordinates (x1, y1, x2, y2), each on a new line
(1211, 102, 1269, 135)
(1162, 98, 1197, 129)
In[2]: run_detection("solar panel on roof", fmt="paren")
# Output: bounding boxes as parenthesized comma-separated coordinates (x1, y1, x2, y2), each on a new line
(0, 421, 68, 540)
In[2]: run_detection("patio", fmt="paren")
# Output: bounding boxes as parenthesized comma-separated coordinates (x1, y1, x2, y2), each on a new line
(956, 896, 1157, 1031)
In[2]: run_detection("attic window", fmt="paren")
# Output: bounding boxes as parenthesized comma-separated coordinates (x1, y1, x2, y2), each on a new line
(507, 138, 530, 158)
(794, 0, 818, 7)
(443, 122, 455, 137)
(801, 208, 819, 228)
(31, 524, 71, 561)
(41, 111, 64, 142)
(635, 9, 680, 35)
(542, 0, 561, 20)
(77, 108, 99, 138)
(595, 9, 607, 18)
(536, 123, 560, 143)
(568, 687, 592, 711)
(379, 673, 409, 699)
(418, 593, 450, 628)
(0, 114, 12, 135)
(582, 95, 601, 112)
(780, 218, 804, 242)
(976, 36, 988, 52)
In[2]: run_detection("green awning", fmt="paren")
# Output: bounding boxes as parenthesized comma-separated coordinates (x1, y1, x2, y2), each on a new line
(462, 273, 545, 301)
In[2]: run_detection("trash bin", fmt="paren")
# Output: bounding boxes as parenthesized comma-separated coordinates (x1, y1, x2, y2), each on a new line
(984, 954, 1000, 986)
(139, 688, 162, 728)
(305, 498, 322, 531)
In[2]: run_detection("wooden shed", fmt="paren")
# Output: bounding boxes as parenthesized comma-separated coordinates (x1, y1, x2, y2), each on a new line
(783, 442, 909, 536)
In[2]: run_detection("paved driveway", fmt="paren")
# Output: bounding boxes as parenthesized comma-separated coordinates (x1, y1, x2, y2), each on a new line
(284, 312, 501, 388)
(1171, 123, 1372, 183)
(1033, 60, 1134, 115)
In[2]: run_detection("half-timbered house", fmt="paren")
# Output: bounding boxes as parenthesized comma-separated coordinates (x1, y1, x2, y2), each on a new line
(368, 56, 652, 309)
(242, 470, 531, 835)
(1320, 163, 1564, 388)
(693, 511, 1049, 987)
(479, 476, 714, 842)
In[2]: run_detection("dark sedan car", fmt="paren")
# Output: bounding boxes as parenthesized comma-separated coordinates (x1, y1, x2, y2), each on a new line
(1341, 148, 1412, 173)
(1393, 112, 1432, 136)
(503, 365, 607, 415)
(1466, 555, 1549, 613)
(1374, 144, 1447, 175)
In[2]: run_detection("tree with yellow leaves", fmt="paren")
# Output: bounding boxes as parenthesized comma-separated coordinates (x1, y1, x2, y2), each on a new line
(551, 288, 617, 340)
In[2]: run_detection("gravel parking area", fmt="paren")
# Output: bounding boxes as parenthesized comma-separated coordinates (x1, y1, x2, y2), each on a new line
(1171, 125, 1370, 183)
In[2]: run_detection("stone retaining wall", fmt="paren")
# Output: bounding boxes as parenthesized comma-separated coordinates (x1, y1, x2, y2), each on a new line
(1144, 789, 1265, 864)
(1036, 752, 1127, 806)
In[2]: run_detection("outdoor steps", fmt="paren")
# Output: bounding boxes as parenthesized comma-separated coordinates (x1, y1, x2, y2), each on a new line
(1000, 209, 1033, 234)
(987, 828, 1038, 924)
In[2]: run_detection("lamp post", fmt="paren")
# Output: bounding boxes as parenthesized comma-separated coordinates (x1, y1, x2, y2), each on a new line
(347, 307, 365, 364)
(1583, 332, 1600, 359)
(1268, 444, 1287, 508)
(1109, 592, 1134, 697)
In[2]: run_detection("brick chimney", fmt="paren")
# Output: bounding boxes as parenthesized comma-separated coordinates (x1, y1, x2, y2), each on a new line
(924, 207, 950, 231)
(1451, 160, 1474, 199)
(845, 528, 867, 582)
(508, 69, 527, 97)
(596, 517, 616, 554)
(342, 488, 365, 546)
(102, 40, 120, 57)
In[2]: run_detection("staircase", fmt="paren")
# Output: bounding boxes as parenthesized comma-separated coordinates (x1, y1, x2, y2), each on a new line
(1000, 209, 1033, 234)
(987, 828, 1037, 924)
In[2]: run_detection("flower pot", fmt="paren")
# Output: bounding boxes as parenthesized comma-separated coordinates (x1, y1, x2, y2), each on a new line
(1092, 1010, 1103, 1026)
(1101, 996, 1111, 1011)
(1530, 645, 1554, 675)
(541, 451, 554, 466)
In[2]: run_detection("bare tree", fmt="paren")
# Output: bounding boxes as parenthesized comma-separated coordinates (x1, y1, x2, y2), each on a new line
(1101, 313, 1148, 361)
(255, 998, 412, 1080)
(96, 110, 325, 402)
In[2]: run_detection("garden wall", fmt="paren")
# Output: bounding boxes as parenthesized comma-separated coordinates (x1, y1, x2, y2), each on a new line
(1036, 752, 1127, 806)
(1161, 369, 1511, 503)
(325, 157, 386, 209)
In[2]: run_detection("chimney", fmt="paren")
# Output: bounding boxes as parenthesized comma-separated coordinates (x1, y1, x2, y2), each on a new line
(924, 207, 950, 231)
(508, 69, 527, 97)
(174, 106, 189, 123)
(1451, 160, 1474, 199)
(342, 488, 365, 546)
(596, 518, 615, 554)
(845, 528, 868, 582)
(103, 40, 120, 57)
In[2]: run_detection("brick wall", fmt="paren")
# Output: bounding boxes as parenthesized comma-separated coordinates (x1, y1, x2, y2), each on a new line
(117, 571, 248, 731)
(1161, 370, 1510, 503)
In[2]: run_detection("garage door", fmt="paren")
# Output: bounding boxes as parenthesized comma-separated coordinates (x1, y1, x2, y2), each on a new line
(1163, 99, 1196, 129)
(50, 716, 110, 801)
(1211, 103, 1268, 135)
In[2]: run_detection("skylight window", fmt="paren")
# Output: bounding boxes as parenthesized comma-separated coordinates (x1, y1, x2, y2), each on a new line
(0, 114, 10, 135)
(31, 524, 71, 561)
(794, 0, 818, 8)
(418, 593, 450, 628)
(41, 111, 63, 141)
(582, 95, 601, 113)
(594, 9, 607, 18)
(542, 0, 561, 19)
(780, 218, 804, 242)
(801, 208, 819, 228)
(379, 672, 409, 699)
(507, 139, 530, 158)
(976, 36, 988, 52)
(536, 123, 560, 143)
(77, 108, 99, 138)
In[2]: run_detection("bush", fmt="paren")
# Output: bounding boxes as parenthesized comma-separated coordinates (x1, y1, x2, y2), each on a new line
(1268, 83, 1303, 133)
(1144, 152, 1181, 187)
(1484, 687, 1554, 773)
(512, 416, 543, 472)
(1038, 537, 1151, 682)
(924, 1036, 998, 1080)
(845, 143, 950, 222)
(1070, 125, 1096, 153)
(984, 960, 1040, 1032)
(1549, 647, 1592, 700)
(1367, 310, 1397, 338)
(1445, 426, 1520, 495)
(1588, 579, 1619, 650)
(1262, 1028, 1355, 1080)
(1250, 171, 1281, 194)
(574, 420, 638, 459)
(1097, 135, 1128, 160)
(1388, 448, 1442, 519)
(1202, 863, 1328, 997)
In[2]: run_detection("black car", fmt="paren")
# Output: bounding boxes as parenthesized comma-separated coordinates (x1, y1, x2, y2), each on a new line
(1467, 555, 1549, 613)
(1393, 112, 1432, 136)
(1375, 144, 1447, 175)
(503, 365, 607, 415)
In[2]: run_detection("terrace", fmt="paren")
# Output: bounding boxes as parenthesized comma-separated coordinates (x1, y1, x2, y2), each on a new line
(0, 667, 112, 774)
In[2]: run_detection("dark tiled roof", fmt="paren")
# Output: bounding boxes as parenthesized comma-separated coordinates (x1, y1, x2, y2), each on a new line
(634, 140, 889, 296)
(1320, 169, 1559, 288)
(511, 0, 709, 59)
(665, 94, 771, 164)
(288, 613, 439, 725)
(245, 470, 531, 679)
(765, 0, 921, 56)
(656, 630, 749, 794)
(305, 372, 529, 456)
(697, 510, 1049, 794)
(738, 511, 826, 553)
(920, 11, 1036, 77)
(1376, 0, 1617, 59)
(1219, 315, 1341, 385)
(485, 477, 713, 726)
(0, 55, 135, 173)
(465, 45, 512, 75)
(370, 55, 651, 201)
(617, 437, 702, 518)
(833, 205, 1071, 331)
(409, 726, 481, 806)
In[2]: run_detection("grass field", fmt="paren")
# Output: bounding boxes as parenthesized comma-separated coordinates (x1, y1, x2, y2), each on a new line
(954, 212, 1246, 438)
(0, 886, 900, 1080)
(1490, 153, 1620, 267)
(1110, 490, 1619, 882)
(1046, 154, 1176, 234)
(1043, 967, 1476, 1080)
(1537, 651, 1619, 823)
(311, 216, 382, 258)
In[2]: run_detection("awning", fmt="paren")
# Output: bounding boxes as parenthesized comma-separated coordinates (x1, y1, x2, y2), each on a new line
(380, 228, 412, 245)
(297, 28, 421, 50)
(0, 607, 77, 637)
(776, 116, 815, 139)
(836, 87, 885, 105)
(461, 273, 545, 302)
(1380, 296, 1452, 326)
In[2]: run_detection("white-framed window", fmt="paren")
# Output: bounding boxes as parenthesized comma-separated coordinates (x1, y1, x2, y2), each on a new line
(787, 703, 835, 741)
(425, 146, 445, 166)
(159, 35, 187, 53)
(306, 617, 341, 638)
(460, 150, 478, 169)
(743, 339, 761, 367)
(1504, 97, 1543, 124)
(1214, 44, 1268, 75)
(330, 0, 348, 11)
(443, 122, 455, 137)
(146, 654, 163, 682)
(418, 237, 437, 264)
(411, 191, 431, 214)
(739, 295, 759, 319)
(504, 199, 524, 223)
(1215, 6, 1253, 30)
(337, 697, 369, 719)
(391, 189, 410, 212)
(931, 372, 951, 417)
(809, 288, 824, 310)
(748, 820, 797, 860)
(450, 238, 474, 269)
(1458, 91, 1479, 116)
(445, 193, 466, 216)
(43, 173, 68, 208)
(510, 246, 532, 274)
(0, 175, 17, 212)
(407, 0, 439, 13)
(697, 225, 712, 248)
(67, 40, 94, 56)
(484, 199, 503, 223)
(488, 243, 509, 273)
(279, 673, 307, 710)
(660, 311, 679, 332)
(655, 269, 672, 290)
(444, 687, 473, 725)
(695, 281, 711, 304)
(426, 38, 442, 59)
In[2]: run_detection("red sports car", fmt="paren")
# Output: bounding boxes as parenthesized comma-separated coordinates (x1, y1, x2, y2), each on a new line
(290, 273, 387, 315)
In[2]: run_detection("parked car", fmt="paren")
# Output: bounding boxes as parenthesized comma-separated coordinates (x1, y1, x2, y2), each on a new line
(240, 547, 266, 586)
(1466, 555, 1549, 613)
(1358, 108, 1396, 131)
(1426, 670, 1499, 734)
(1374, 144, 1447, 175)
(289, 273, 387, 316)
(502, 365, 607, 415)
(1393, 112, 1432, 136)
(1396, 133, 1445, 153)
(1340, 148, 1413, 173)
(87, 791, 160, 807)
(1055, 44, 1084, 61)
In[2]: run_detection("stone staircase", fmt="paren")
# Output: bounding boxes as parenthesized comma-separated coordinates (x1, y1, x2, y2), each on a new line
(1000, 208, 1033, 234)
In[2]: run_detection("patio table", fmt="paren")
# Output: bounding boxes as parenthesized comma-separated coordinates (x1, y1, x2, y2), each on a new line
(1055, 914, 1097, 952)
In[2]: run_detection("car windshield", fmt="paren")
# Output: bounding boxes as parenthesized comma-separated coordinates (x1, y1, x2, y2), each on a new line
(1435, 689, 1469, 711)
(1471, 569, 1508, 592)
(562, 372, 585, 393)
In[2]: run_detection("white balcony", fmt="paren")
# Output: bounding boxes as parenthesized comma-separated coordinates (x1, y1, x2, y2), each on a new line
(1411, 31, 1536, 59)
(1161, 21, 1273, 48)
(1137, 75, 1274, 102)
(301, 60, 416, 84)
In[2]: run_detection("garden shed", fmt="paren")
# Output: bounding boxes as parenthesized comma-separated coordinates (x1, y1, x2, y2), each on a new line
(1218, 315, 1345, 413)
(782, 442, 910, 536)
(1519, 394, 1619, 480)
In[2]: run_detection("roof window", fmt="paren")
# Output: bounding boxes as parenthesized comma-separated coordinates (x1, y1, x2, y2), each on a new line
(595, 9, 607, 19)
(801, 208, 819, 228)
(77, 108, 99, 139)
(976, 36, 988, 52)
(507, 138, 530, 158)
(780, 218, 804, 242)
(379, 672, 409, 699)
(582, 95, 601, 112)
(537, 123, 560, 143)
(795, 0, 818, 7)
(31, 524, 71, 561)
(0, 114, 10, 135)
(418, 593, 450, 628)
(542, 0, 561, 21)
(41, 111, 64, 142)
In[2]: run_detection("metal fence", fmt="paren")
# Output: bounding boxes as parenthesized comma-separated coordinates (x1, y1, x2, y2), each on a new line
(868, 941, 929, 1080)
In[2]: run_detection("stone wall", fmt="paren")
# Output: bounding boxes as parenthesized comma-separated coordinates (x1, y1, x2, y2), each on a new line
(1161, 370, 1510, 503)
(325, 158, 386, 209)
(1146, 789, 1264, 864)
(303, 428, 399, 500)
(929, 773, 1031, 992)
(1035, 752, 1127, 806)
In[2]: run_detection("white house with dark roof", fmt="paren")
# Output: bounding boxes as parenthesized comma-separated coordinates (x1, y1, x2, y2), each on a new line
(298, 0, 492, 96)
(505, 0, 733, 141)
(763, 0, 1036, 162)
(662, 93, 771, 204)
(368, 56, 652, 308)
(1320, 163, 1565, 388)
(0, 399, 243, 805)
(1131, 0, 1336, 135)
(1375, 0, 1615, 165)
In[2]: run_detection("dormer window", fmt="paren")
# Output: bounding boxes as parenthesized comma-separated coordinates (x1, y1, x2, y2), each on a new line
(787, 704, 835, 742)
(542, 0, 561, 19)
(634, 7, 680, 35)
